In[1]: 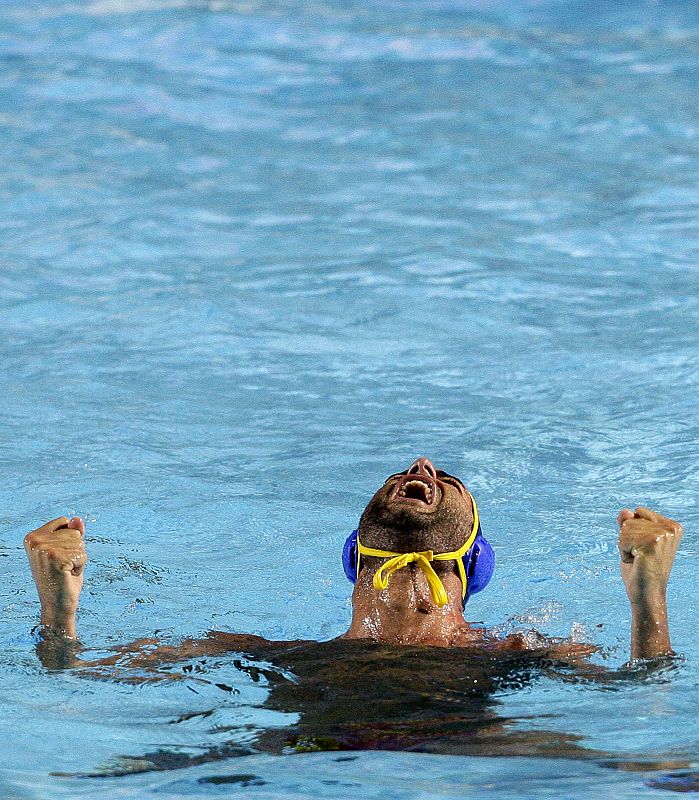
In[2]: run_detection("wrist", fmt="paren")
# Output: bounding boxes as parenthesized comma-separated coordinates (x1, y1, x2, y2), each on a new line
(626, 574, 667, 609)
(39, 606, 78, 638)
(629, 592, 671, 660)
(628, 585, 666, 611)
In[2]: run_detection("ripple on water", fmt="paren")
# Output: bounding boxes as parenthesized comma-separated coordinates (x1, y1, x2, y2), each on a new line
(1, 0, 698, 796)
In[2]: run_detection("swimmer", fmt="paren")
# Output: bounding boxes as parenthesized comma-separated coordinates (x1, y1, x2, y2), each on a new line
(21, 458, 686, 770)
(24, 457, 682, 660)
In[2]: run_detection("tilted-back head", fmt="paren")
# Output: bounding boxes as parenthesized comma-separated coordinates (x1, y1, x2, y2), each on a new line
(342, 458, 494, 607)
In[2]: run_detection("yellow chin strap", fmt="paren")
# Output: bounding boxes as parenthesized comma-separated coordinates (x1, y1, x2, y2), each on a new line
(356, 496, 480, 608)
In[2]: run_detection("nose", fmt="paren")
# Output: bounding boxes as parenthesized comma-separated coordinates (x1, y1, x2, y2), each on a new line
(407, 457, 437, 479)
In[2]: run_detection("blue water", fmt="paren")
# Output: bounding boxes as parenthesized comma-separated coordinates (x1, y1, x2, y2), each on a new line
(1, 0, 698, 797)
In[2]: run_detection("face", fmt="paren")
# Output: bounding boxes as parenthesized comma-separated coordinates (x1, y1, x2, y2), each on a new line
(358, 458, 474, 553)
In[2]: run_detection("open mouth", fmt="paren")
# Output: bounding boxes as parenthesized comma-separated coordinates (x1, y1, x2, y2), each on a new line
(389, 477, 439, 507)
(399, 480, 434, 503)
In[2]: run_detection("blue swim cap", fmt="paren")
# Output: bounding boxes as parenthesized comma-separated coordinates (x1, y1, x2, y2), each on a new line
(342, 529, 360, 584)
(461, 529, 495, 597)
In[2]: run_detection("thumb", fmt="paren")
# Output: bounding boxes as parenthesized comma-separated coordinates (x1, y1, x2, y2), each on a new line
(60, 559, 86, 576)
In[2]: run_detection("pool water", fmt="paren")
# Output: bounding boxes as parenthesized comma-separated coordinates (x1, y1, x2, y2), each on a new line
(1, 0, 698, 797)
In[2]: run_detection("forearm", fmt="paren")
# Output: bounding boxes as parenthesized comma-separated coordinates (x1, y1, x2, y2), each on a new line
(617, 507, 682, 661)
(33, 600, 80, 669)
(25, 515, 87, 644)
(629, 591, 672, 661)
(27, 560, 82, 639)
(38, 601, 78, 639)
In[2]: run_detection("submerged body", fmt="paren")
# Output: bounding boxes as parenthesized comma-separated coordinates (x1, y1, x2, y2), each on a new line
(84, 635, 616, 775)
(23, 458, 684, 772)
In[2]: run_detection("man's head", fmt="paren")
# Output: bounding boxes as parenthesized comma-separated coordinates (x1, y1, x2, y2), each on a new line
(357, 457, 475, 558)
(342, 458, 495, 644)
(343, 457, 494, 610)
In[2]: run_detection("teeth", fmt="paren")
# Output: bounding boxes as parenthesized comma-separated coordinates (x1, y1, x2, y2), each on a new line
(399, 480, 433, 502)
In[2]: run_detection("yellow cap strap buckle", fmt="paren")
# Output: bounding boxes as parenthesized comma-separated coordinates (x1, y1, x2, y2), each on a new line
(356, 496, 480, 608)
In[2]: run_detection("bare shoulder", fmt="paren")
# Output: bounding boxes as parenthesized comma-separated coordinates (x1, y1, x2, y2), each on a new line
(482, 631, 598, 661)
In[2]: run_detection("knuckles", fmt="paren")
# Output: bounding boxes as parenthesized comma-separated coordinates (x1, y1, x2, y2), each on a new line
(618, 511, 682, 538)
(617, 511, 682, 572)
(24, 528, 86, 561)
(23, 532, 46, 550)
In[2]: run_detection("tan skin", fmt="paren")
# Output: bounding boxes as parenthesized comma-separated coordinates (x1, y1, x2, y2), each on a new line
(24, 458, 682, 662)
(343, 460, 489, 647)
(24, 515, 86, 640)
(617, 506, 683, 660)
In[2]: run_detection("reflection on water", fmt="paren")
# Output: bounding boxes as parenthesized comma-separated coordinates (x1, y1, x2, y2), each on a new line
(47, 635, 685, 778)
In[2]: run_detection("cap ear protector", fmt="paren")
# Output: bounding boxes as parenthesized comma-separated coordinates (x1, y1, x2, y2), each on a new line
(342, 530, 360, 584)
(342, 495, 494, 607)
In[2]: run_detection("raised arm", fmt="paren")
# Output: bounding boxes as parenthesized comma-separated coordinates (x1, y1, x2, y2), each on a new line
(24, 516, 87, 640)
(617, 507, 683, 661)
(23, 516, 284, 675)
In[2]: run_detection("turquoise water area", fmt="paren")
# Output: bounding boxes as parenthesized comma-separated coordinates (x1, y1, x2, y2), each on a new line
(1, 0, 698, 797)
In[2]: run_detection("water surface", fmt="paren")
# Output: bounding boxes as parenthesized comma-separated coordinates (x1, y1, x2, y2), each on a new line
(1, 0, 698, 797)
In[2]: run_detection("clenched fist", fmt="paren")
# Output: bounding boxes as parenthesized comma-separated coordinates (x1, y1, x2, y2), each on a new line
(618, 507, 682, 605)
(617, 507, 682, 659)
(24, 516, 87, 638)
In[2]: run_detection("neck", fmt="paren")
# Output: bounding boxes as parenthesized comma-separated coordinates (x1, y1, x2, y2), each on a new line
(343, 568, 473, 646)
